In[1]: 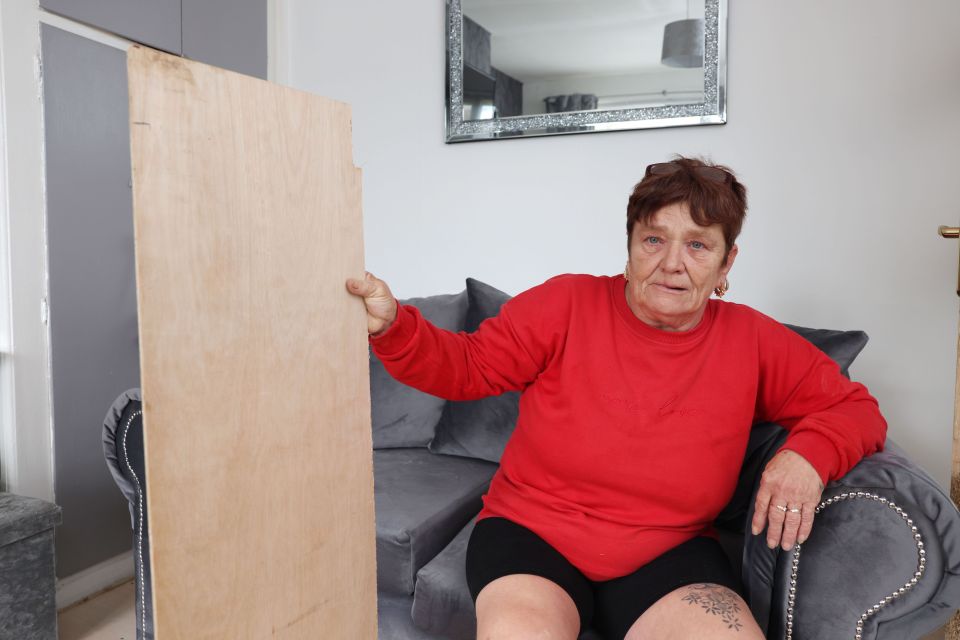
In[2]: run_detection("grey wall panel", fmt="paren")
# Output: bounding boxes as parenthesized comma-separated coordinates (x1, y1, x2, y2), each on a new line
(41, 25, 140, 578)
(40, 0, 181, 54)
(182, 0, 267, 79)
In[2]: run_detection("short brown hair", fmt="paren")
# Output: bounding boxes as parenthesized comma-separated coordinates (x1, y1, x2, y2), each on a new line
(626, 156, 747, 258)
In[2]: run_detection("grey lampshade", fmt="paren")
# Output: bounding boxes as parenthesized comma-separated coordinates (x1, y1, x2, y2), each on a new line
(661, 18, 704, 68)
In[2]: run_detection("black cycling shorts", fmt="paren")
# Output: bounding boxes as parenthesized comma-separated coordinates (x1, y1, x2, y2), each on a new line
(465, 517, 744, 639)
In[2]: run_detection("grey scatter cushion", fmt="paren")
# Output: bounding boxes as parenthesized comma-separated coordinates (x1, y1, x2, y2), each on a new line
(463, 278, 511, 331)
(430, 391, 521, 463)
(783, 324, 869, 375)
(430, 279, 518, 463)
(371, 289, 468, 449)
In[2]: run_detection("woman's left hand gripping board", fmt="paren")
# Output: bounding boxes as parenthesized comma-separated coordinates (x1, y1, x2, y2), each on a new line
(346, 272, 398, 337)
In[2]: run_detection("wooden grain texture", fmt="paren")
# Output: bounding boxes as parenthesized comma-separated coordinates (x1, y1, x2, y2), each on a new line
(127, 45, 375, 639)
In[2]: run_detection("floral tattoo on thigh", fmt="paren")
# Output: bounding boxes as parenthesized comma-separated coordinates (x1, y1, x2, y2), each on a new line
(680, 584, 744, 631)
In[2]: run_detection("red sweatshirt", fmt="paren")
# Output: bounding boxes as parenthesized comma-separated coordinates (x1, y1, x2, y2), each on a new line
(371, 274, 886, 581)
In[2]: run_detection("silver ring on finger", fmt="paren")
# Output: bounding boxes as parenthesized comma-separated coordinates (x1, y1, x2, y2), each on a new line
(788, 506, 801, 514)
(774, 504, 788, 512)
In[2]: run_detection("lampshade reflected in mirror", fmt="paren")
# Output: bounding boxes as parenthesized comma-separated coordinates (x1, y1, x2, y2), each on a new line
(661, 18, 704, 68)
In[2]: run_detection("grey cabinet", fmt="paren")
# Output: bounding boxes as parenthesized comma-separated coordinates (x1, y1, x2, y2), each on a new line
(182, 0, 267, 80)
(40, 0, 268, 79)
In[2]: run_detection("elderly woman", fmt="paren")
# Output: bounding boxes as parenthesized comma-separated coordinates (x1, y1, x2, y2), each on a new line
(345, 157, 886, 639)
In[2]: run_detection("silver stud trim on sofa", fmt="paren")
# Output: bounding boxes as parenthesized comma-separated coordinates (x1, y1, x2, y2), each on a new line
(120, 409, 146, 638)
(785, 491, 926, 640)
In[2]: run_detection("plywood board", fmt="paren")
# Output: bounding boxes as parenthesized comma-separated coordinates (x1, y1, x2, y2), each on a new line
(128, 45, 376, 639)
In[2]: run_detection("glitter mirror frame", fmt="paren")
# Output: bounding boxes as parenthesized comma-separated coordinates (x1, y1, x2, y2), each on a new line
(445, 0, 727, 143)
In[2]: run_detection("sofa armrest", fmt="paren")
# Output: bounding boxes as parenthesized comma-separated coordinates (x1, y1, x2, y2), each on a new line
(101, 387, 153, 640)
(743, 437, 960, 640)
(102, 387, 144, 522)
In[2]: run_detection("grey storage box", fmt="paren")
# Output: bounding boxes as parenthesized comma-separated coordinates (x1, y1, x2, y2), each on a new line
(0, 493, 62, 640)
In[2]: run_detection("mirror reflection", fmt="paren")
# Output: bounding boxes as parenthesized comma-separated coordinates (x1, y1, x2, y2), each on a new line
(461, 0, 706, 121)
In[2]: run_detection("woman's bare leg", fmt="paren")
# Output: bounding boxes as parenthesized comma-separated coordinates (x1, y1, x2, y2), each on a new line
(475, 574, 581, 640)
(624, 583, 764, 640)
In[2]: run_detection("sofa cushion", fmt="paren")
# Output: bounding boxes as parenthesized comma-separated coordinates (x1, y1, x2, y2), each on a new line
(411, 518, 605, 640)
(372, 290, 468, 449)
(429, 279, 519, 463)
(374, 448, 497, 595)
(378, 594, 447, 640)
(411, 519, 477, 639)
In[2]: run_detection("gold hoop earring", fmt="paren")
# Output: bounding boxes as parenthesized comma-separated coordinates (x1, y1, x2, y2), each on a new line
(714, 278, 729, 298)
(624, 264, 630, 281)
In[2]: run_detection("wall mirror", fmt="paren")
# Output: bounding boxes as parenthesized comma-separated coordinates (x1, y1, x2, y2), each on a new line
(445, 0, 726, 143)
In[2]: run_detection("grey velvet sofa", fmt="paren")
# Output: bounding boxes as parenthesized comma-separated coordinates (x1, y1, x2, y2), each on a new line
(103, 278, 960, 640)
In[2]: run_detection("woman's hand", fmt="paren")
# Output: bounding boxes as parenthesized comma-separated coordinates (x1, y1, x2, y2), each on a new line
(751, 450, 824, 551)
(345, 272, 398, 336)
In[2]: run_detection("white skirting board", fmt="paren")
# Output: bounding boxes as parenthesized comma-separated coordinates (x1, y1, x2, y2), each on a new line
(56, 551, 134, 610)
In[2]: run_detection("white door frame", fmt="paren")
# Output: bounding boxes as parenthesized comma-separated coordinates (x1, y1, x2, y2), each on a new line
(0, 0, 53, 501)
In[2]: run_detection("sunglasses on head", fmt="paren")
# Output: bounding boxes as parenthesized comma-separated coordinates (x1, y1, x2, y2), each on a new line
(645, 162, 733, 185)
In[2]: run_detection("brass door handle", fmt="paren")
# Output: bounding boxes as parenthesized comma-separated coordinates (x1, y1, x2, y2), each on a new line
(943, 225, 960, 296)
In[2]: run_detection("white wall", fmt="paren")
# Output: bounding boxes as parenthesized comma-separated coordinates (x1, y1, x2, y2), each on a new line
(283, 1, 960, 490)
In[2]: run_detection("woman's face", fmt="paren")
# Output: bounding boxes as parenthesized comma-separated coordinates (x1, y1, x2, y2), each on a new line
(626, 202, 737, 331)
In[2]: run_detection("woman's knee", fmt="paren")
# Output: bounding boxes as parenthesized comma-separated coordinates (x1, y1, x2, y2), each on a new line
(624, 583, 764, 640)
(475, 574, 582, 640)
